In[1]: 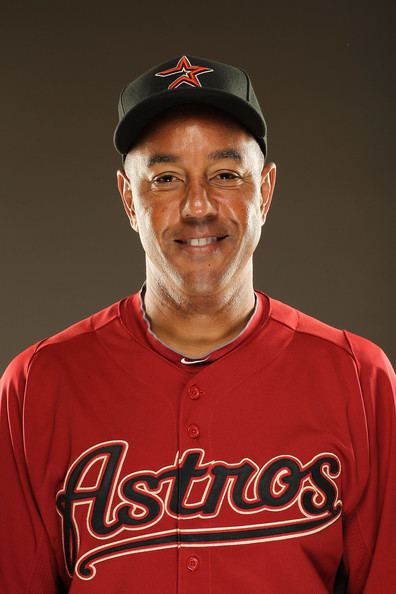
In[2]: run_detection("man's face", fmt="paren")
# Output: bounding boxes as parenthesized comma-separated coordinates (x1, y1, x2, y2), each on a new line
(117, 105, 276, 297)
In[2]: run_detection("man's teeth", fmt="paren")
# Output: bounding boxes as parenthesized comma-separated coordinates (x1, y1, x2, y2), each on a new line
(184, 236, 219, 246)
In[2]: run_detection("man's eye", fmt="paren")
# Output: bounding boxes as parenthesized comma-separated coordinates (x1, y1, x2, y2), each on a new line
(212, 172, 241, 184)
(153, 174, 178, 184)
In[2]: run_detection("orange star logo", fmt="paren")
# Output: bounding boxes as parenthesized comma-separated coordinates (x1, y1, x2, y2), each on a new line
(155, 56, 213, 90)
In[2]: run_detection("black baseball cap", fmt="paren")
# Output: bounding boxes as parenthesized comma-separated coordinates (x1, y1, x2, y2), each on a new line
(113, 55, 267, 161)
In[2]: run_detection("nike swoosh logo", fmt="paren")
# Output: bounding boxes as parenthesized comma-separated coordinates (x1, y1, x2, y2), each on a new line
(180, 356, 210, 364)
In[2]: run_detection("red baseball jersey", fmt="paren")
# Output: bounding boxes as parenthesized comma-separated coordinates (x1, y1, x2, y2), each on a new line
(1, 284, 395, 593)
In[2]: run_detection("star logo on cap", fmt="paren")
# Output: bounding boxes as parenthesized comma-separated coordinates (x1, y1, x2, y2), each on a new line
(155, 56, 213, 90)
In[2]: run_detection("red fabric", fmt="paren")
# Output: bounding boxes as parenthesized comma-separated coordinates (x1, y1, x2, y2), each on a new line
(1, 288, 395, 593)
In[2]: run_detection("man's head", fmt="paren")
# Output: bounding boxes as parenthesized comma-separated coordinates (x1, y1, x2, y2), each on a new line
(116, 101, 276, 297)
(114, 55, 276, 299)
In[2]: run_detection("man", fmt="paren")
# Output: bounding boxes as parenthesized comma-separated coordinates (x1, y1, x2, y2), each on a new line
(0, 55, 395, 594)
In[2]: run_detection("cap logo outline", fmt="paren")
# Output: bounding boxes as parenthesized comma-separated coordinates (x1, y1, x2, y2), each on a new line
(155, 55, 214, 90)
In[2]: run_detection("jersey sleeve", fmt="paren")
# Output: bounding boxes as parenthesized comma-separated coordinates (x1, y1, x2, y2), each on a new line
(342, 331, 396, 593)
(0, 345, 62, 594)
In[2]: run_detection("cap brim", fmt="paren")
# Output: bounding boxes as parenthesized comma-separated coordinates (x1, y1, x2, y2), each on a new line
(113, 87, 266, 158)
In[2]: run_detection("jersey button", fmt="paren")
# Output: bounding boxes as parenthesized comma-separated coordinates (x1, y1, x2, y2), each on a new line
(188, 385, 203, 399)
(187, 555, 200, 571)
(187, 424, 200, 439)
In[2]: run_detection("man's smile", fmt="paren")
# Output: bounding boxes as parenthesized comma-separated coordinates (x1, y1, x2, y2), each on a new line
(174, 235, 228, 245)
(173, 235, 229, 254)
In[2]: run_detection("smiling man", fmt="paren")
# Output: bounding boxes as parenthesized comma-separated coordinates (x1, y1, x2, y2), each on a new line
(1, 55, 395, 594)
(117, 102, 275, 358)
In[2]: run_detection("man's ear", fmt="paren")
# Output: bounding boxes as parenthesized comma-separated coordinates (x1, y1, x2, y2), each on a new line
(259, 162, 277, 225)
(116, 169, 139, 232)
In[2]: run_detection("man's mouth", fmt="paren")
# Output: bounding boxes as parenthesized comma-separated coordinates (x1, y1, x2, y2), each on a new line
(175, 236, 228, 246)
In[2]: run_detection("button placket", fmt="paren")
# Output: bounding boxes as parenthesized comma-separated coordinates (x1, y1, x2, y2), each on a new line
(178, 381, 209, 591)
(186, 384, 205, 439)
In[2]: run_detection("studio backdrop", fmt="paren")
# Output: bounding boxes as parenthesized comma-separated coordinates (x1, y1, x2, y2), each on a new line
(1, 1, 394, 372)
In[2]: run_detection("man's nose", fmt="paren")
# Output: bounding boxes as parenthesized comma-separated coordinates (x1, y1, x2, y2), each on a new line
(180, 178, 218, 219)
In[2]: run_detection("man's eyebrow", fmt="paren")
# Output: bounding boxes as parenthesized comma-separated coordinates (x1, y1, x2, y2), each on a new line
(147, 149, 242, 167)
(208, 149, 242, 162)
(147, 153, 181, 167)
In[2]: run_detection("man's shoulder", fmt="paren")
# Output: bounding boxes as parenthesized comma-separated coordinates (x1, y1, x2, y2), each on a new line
(265, 291, 347, 349)
(1, 297, 126, 384)
(263, 291, 390, 369)
(39, 298, 123, 347)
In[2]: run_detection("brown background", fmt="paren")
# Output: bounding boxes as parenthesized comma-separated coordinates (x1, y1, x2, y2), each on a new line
(1, 1, 395, 373)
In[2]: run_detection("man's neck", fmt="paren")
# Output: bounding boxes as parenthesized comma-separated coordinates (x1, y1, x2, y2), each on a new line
(142, 275, 257, 359)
